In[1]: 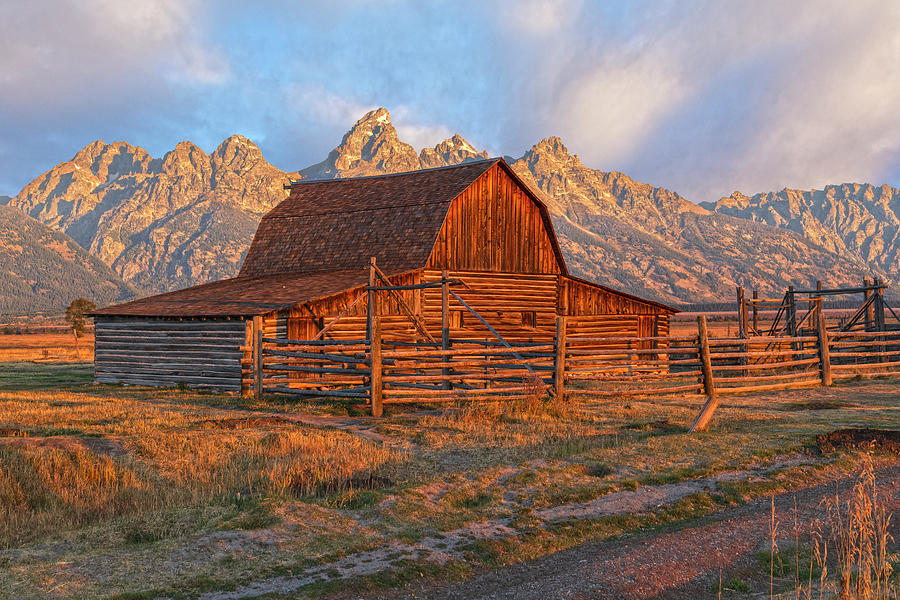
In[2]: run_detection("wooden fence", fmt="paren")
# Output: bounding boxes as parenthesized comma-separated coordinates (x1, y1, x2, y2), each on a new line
(248, 314, 900, 426)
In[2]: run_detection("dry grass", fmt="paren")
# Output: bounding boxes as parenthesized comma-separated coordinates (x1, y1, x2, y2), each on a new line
(1, 364, 899, 599)
(823, 458, 896, 599)
(743, 458, 899, 600)
(0, 333, 94, 362)
(0, 386, 404, 547)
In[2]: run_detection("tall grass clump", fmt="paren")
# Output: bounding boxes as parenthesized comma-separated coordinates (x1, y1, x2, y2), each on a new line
(0, 445, 151, 547)
(0, 427, 405, 547)
(765, 458, 897, 599)
(825, 459, 895, 599)
(418, 377, 589, 448)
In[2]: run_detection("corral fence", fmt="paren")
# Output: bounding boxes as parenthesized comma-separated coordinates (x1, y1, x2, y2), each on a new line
(248, 301, 900, 430)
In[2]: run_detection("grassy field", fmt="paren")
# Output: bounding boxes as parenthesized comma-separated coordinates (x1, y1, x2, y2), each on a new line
(0, 348, 898, 598)
(0, 332, 94, 362)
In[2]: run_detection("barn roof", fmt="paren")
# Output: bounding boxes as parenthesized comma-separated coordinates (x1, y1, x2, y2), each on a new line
(240, 159, 516, 277)
(91, 269, 372, 317)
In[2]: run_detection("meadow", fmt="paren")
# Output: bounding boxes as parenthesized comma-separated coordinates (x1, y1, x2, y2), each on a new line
(0, 333, 898, 599)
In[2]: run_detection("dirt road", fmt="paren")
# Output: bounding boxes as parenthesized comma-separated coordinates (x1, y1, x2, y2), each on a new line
(397, 465, 900, 600)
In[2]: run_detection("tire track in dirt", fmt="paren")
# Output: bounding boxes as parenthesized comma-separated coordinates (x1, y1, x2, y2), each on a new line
(408, 465, 900, 600)
(198, 458, 830, 600)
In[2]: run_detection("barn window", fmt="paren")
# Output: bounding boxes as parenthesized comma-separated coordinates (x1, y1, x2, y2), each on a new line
(451, 310, 465, 328)
(521, 311, 536, 328)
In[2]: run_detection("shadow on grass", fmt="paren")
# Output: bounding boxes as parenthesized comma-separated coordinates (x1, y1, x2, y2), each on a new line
(0, 361, 94, 390)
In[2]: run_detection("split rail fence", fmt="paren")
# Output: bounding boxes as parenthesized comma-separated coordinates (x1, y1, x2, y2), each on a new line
(249, 305, 900, 427)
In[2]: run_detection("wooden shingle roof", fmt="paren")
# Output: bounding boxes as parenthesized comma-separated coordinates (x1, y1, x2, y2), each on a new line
(239, 159, 498, 277)
(91, 269, 371, 317)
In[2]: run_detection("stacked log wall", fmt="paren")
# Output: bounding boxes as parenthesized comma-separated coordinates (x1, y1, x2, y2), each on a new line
(286, 271, 423, 343)
(94, 317, 248, 391)
(422, 270, 558, 343)
(562, 276, 671, 349)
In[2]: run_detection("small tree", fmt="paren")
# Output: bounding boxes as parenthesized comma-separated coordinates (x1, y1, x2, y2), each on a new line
(65, 298, 96, 360)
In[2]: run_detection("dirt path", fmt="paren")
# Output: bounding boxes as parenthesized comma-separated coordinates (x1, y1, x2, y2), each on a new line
(197, 459, 894, 600)
(398, 465, 900, 600)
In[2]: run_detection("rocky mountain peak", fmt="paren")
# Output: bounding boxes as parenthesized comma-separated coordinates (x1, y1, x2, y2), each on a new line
(419, 133, 488, 169)
(70, 140, 154, 182)
(707, 182, 900, 272)
(161, 141, 210, 179)
(71, 140, 110, 168)
(211, 135, 264, 173)
(520, 137, 585, 177)
(706, 191, 750, 211)
(300, 107, 419, 179)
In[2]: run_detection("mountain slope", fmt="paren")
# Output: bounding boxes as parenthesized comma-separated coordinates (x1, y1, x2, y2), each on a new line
(704, 184, 900, 280)
(9, 136, 296, 293)
(0, 205, 138, 314)
(508, 139, 875, 303)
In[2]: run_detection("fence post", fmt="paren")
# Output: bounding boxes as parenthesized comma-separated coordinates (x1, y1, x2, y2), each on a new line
(752, 289, 759, 334)
(441, 269, 451, 390)
(864, 277, 873, 331)
(874, 278, 886, 332)
(254, 319, 263, 402)
(367, 257, 377, 340)
(787, 285, 797, 335)
(736, 286, 746, 338)
(554, 315, 567, 401)
(815, 299, 832, 386)
(875, 278, 887, 361)
(370, 316, 383, 417)
(737, 286, 748, 376)
(690, 315, 718, 433)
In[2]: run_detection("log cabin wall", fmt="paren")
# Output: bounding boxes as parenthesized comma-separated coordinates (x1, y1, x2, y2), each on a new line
(561, 276, 671, 347)
(94, 317, 247, 392)
(274, 268, 670, 348)
(423, 270, 558, 343)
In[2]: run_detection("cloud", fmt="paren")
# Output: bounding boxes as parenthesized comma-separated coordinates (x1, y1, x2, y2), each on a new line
(2, 0, 900, 204)
(391, 106, 454, 151)
(507, 0, 583, 36)
(496, 0, 900, 201)
(286, 86, 376, 131)
(0, 0, 229, 110)
(282, 87, 454, 153)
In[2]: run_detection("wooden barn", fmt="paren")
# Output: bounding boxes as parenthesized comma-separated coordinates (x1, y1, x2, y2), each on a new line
(92, 158, 676, 392)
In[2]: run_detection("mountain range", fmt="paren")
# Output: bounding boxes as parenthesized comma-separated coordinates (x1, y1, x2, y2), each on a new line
(2, 107, 892, 313)
(704, 186, 900, 281)
(0, 204, 137, 314)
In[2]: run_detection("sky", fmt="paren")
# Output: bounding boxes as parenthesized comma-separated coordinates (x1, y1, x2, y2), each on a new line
(1, 0, 899, 203)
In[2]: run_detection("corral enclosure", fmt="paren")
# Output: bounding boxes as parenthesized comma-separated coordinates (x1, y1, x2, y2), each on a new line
(91, 159, 675, 394)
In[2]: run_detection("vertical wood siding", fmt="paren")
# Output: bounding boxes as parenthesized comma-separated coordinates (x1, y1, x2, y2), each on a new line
(427, 164, 563, 274)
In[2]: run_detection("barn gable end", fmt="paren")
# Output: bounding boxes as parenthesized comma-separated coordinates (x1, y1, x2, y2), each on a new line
(427, 162, 565, 274)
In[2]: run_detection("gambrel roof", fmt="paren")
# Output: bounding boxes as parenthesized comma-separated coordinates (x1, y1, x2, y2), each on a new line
(239, 158, 566, 277)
